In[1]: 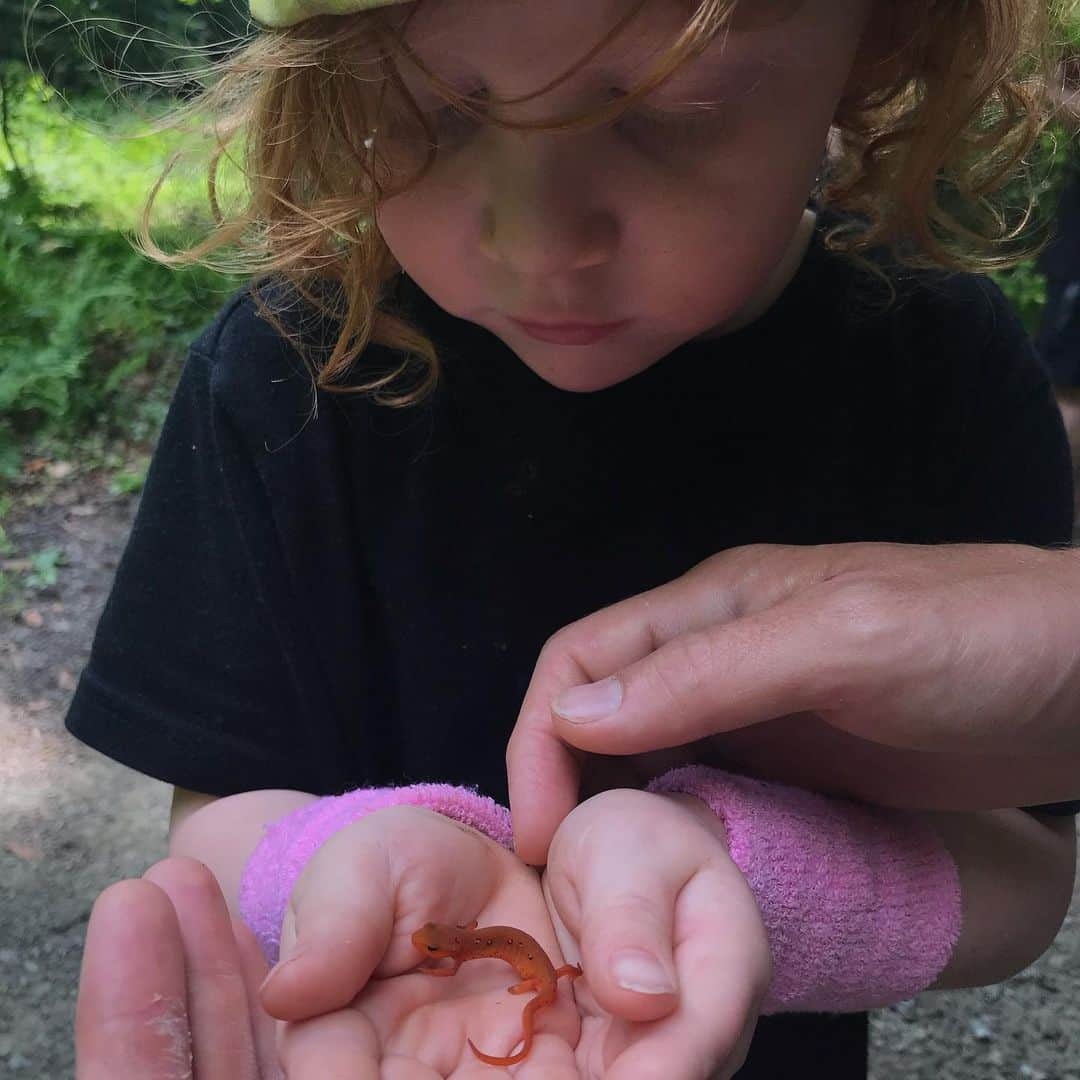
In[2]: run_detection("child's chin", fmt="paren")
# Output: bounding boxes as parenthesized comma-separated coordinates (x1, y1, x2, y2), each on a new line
(519, 353, 659, 394)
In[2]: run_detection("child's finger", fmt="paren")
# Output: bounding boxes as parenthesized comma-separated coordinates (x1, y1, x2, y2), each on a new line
(261, 805, 503, 1023)
(260, 817, 396, 1022)
(549, 791, 687, 1023)
(603, 865, 770, 1080)
(142, 857, 261, 1080)
(75, 878, 194, 1080)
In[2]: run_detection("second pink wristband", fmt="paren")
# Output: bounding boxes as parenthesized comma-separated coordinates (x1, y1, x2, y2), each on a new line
(647, 764, 963, 1014)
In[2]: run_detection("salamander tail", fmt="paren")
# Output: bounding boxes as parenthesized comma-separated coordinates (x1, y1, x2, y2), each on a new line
(467, 1036, 530, 1067)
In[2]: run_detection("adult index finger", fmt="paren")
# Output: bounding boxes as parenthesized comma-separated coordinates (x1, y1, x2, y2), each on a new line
(76, 878, 194, 1080)
(507, 544, 855, 864)
(507, 545, 797, 865)
(143, 857, 261, 1080)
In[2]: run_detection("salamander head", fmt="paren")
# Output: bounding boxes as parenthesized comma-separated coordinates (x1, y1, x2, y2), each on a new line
(411, 921, 458, 957)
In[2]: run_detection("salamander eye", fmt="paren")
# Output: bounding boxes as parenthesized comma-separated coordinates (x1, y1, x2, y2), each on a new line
(426, 944, 439, 952)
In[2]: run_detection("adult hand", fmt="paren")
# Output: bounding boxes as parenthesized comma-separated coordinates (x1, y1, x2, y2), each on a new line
(507, 541, 1080, 864)
(543, 787, 769, 1079)
(76, 856, 280, 1079)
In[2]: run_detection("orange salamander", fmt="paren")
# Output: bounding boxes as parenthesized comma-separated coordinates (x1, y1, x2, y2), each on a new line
(410, 920, 583, 1066)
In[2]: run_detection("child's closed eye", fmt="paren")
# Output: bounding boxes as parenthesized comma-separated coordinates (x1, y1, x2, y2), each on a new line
(423, 87, 728, 151)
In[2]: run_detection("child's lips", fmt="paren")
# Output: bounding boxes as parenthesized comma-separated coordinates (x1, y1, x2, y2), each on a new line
(510, 317, 631, 345)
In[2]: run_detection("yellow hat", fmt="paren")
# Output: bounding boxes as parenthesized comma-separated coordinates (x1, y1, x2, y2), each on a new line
(251, 0, 412, 29)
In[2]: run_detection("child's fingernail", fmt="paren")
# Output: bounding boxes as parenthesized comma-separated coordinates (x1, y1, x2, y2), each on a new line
(611, 949, 677, 994)
(552, 677, 623, 722)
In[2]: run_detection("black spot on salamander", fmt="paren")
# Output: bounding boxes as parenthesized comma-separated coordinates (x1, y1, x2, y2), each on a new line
(474, 937, 481, 945)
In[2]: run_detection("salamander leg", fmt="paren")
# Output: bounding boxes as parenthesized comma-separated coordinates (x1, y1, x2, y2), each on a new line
(416, 959, 462, 977)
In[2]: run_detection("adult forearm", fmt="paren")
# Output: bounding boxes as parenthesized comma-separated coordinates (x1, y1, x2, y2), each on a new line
(696, 713, 1080, 811)
(925, 809, 1076, 989)
(510, 542, 1080, 863)
(168, 788, 318, 918)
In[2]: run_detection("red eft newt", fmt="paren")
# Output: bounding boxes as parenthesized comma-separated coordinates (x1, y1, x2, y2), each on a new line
(411, 920, 583, 1066)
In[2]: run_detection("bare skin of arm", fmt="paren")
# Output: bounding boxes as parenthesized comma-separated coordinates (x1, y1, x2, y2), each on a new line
(168, 786, 319, 917)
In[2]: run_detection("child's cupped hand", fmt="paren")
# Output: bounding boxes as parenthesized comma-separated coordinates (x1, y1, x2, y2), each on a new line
(541, 787, 771, 1080)
(244, 789, 770, 1079)
(257, 803, 583, 1077)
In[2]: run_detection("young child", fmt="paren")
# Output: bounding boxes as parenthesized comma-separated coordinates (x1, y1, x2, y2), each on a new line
(68, 0, 1080, 1076)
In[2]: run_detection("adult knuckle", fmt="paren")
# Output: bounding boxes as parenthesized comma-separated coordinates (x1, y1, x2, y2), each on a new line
(169, 856, 223, 897)
(653, 630, 716, 706)
(821, 576, 910, 650)
(699, 542, 781, 572)
(539, 621, 596, 675)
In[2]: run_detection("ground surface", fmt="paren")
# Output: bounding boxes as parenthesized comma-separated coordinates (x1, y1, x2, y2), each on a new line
(1, 466, 1079, 1080)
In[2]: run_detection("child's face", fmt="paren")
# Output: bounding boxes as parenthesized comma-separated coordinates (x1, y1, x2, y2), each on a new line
(375, 0, 873, 392)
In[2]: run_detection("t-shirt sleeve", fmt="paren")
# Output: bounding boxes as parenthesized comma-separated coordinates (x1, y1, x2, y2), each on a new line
(64, 294, 352, 796)
(895, 272, 1080, 816)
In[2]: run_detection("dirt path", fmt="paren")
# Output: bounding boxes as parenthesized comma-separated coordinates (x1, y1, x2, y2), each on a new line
(1, 468, 1078, 1079)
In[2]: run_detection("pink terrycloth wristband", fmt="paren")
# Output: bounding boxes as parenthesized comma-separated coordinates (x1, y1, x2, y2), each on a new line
(647, 764, 962, 1014)
(238, 783, 514, 963)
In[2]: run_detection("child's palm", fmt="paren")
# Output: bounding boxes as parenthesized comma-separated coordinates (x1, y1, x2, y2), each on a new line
(266, 806, 581, 1076)
(536, 789, 770, 1080)
(345, 904, 582, 1076)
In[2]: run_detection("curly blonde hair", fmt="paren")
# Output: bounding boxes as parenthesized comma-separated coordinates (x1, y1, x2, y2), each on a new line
(129, 0, 1070, 405)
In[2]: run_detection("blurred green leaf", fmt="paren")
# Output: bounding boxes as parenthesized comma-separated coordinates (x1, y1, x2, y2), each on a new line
(26, 544, 65, 588)
(109, 467, 146, 495)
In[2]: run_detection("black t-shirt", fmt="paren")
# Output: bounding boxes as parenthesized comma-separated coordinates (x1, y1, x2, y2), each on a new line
(66, 213, 1079, 1078)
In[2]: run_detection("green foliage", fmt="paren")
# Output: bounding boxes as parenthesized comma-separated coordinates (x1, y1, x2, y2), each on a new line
(0, 76, 232, 228)
(0, 495, 14, 556)
(991, 261, 1049, 338)
(25, 544, 64, 588)
(982, 120, 1074, 338)
(1057, 0, 1080, 50)
(109, 466, 147, 495)
(0, 85, 245, 474)
(3, 0, 252, 97)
